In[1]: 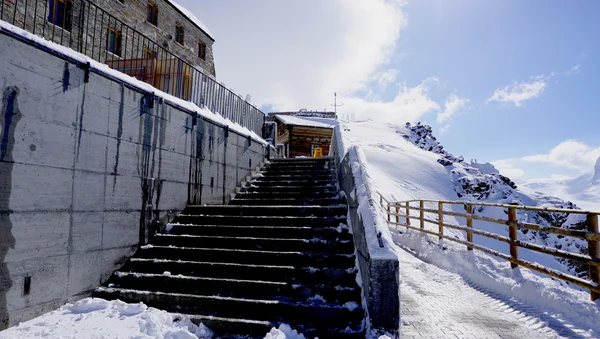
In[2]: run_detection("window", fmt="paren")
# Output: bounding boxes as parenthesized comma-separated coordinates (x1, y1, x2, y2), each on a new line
(146, 2, 158, 26)
(143, 48, 156, 59)
(106, 27, 122, 56)
(198, 41, 206, 60)
(48, 0, 73, 31)
(175, 25, 184, 45)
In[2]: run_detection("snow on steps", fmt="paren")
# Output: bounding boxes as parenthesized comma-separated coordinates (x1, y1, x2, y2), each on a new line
(93, 157, 366, 338)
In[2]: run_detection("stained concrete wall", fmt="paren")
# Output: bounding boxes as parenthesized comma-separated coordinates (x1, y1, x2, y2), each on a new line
(0, 30, 265, 329)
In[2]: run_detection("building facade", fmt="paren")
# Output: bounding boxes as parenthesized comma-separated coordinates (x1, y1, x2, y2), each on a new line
(3, 0, 215, 76)
(89, 0, 216, 76)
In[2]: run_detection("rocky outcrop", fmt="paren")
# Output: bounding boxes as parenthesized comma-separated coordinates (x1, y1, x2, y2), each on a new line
(399, 122, 590, 279)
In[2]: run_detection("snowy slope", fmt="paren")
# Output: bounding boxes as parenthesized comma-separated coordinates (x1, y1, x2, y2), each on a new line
(340, 120, 600, 335)
(522, 156, 600, 212)
(341, 121, 591, 278)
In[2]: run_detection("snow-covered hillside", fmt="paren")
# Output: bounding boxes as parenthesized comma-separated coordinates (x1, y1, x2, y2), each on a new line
(341, 120, 591, 278)
(521, 156, 600, 213)
(339, 119, 600, 335)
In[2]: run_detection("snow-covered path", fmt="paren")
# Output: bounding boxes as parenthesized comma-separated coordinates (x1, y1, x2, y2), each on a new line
(397, 244, 591, 339)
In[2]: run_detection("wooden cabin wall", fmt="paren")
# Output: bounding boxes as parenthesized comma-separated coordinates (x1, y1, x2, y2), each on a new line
(289, 126, 333, 158)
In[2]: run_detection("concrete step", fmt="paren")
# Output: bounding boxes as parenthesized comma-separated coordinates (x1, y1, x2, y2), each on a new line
(124, 259, 359, 288)
(136, 246, 356, 268)
(181, 205, 346, 217)
(93, 287, 364, 331)
(269, 157, 333, 164)
(175, 214, 346, 227)
(188, 314, 365, 339)
(152, 234, 355, 254)
(259, 169, 334, 176)
(235, 191, 339, 199)
(255, 173, 335, 180)
(242, 185, 337, 194)
(230, 197, 343, 206)
(165, 224, 352, 240)
(264, 163, 333, 170)
(106, 272, 361, 304)
(187, 315, 273, 339)
(249, 179, 334, 186)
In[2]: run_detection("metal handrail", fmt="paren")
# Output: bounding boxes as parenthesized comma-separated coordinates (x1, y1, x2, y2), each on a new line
(0, 0, 265, 135)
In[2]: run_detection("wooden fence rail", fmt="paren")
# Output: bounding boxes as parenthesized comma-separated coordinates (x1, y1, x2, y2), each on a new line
(380, 198, 600, 301)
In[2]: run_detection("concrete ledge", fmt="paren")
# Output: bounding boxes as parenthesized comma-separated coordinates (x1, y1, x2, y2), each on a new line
(332, 130, 400, 337)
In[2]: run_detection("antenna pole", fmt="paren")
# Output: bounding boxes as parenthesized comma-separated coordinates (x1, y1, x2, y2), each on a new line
(331, 92, 344, 116)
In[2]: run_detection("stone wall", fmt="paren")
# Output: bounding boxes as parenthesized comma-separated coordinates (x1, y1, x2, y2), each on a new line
(2, 0, 215, 75)
(0, 29, 264, 329)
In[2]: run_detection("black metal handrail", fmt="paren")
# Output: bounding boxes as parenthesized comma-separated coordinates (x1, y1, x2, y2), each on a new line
(0, 0, 265, 135)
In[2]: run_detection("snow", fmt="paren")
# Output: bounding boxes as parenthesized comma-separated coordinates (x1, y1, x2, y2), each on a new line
(0, 298, 213, 339)
(165, 0, 214, 40)
(274, 115, 336, 129)
(263, 324, 306, 339)
(339, 119, 600, 336)
(0, 21, 267, 146)
(521, 158, 600, 212)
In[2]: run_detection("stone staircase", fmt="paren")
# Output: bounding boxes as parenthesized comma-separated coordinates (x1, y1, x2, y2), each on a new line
(93, 157, 365, 338)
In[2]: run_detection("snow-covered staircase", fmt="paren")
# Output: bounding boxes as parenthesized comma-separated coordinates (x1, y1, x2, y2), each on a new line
(93, 157, 366, 338)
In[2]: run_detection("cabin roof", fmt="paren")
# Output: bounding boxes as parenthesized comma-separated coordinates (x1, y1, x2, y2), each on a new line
(274, 115, 336, 129)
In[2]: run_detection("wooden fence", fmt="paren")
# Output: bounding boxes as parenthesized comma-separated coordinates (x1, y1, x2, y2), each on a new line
(379, 196, 600, 301)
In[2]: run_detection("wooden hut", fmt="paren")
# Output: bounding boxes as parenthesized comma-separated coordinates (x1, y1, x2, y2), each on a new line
(273, 115, 336, 158)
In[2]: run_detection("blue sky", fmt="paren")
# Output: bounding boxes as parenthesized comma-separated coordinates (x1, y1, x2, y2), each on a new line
(180, 0, 600, 182)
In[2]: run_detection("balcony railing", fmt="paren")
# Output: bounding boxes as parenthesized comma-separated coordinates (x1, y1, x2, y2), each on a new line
(0, 0, 265, 135)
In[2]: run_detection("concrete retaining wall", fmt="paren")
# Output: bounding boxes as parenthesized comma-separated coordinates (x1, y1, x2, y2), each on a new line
(0, 30, 266, 329)
(330, 129, 400, 337)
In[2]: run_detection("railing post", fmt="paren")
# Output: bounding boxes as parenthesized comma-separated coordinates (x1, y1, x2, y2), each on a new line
(508, 206, 518, 268)
(395, 203, 399, 226)
(466, 203, 473, 251)
(419, 200, 424, 230)
(587, 213, 600, 301)
(387, 203, 391, 223)
(438, 202, 443, 243)
(405, 202, 410, 227)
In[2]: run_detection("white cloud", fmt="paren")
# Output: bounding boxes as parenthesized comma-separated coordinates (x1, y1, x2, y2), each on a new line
(492, 140, 600, 181)
(344, 77, 440, 123)
(566, 64, 580, 76)
(376, 69, 398, 89)
(437, 94, 469, 124)
(521, 140, 600, 172)
(486, 80, 546, 106)
(183, 0, 408, 111)
(491, 159, 525, 179)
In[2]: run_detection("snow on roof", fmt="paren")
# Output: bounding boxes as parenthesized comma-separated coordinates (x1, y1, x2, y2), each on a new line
(165, 0, 214, 41)
(274, 115, 337, 129)
(0, 21, 266, 146)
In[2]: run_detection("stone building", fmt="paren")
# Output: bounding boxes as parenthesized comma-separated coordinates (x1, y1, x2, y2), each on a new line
(3, 0, 215, 76)
(88, 0, 216, 76)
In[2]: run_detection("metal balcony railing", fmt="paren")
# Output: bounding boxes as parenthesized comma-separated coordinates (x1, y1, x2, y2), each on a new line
(0, 0, 265, 135)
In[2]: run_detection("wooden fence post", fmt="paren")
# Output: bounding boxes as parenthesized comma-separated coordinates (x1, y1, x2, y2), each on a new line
(438, 202, 443, 243)
(387, 203, 391, 223)
(405, 202, 410, 227)
(466, 203, 473, 251)
(587, 213, 600, 301)
(420, 200, 425, 230)
(395, 203, 399, 226)
(508, 206, 518, 268)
